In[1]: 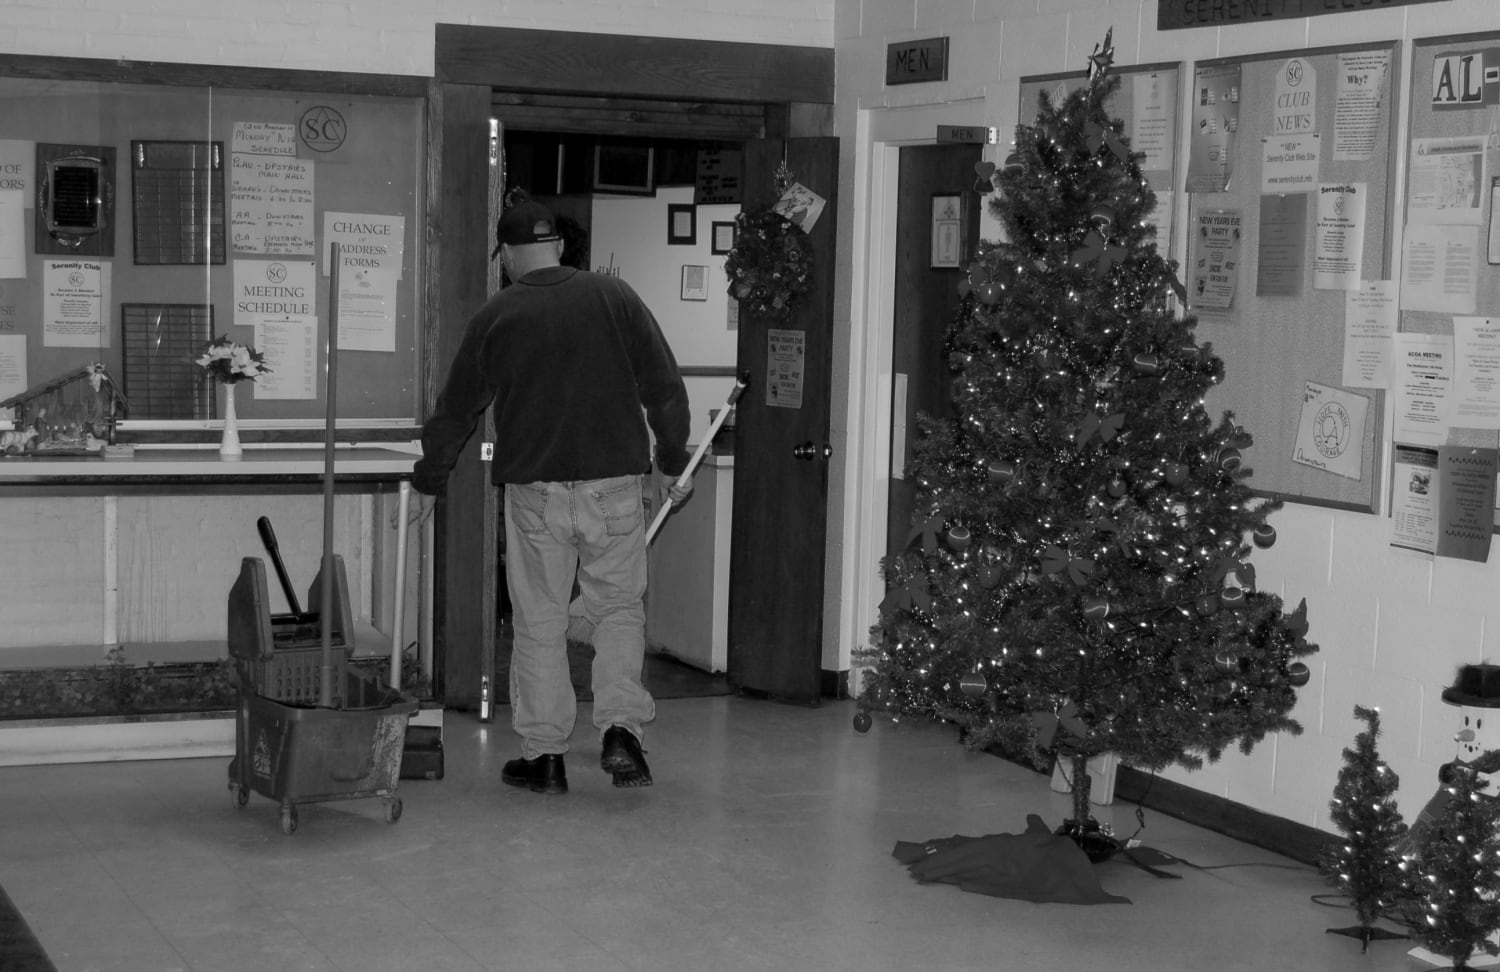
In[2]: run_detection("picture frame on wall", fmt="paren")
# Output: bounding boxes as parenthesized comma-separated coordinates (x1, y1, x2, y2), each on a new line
(594, 143, 655, 195)
(668, 203, 697, 245)
(931, 193, 962, 268)
(680, 264, 708, 301)
(711, 220, 736, 255)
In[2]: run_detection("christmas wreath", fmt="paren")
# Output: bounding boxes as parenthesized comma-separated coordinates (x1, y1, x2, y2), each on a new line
(723, 206, 812, 318)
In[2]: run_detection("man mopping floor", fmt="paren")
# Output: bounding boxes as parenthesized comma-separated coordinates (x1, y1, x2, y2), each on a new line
(413, 190, 693, 793)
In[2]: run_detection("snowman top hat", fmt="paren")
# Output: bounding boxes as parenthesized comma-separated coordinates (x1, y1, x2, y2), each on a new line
(1442, 663, 1500, 708)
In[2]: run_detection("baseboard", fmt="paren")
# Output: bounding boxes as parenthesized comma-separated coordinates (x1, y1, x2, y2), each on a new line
(1113, 765, 1336, 867)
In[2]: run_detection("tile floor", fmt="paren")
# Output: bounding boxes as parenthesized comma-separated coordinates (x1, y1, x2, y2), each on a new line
(0, 696, 1438, 972)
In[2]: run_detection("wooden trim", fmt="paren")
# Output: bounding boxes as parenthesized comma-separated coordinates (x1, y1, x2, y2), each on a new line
(0, 52, 426, 97)
(679, 366, 737, 378)
(492, 92, 767, 141)
(1113, 765, 1336, 866)
(435, 24, 833, 105)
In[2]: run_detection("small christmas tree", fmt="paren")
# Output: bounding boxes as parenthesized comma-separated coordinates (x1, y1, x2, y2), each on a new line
(1405, 753, 1500, 970)
(857, 30, 1318, 854)
(1319, 705, 1410, 950)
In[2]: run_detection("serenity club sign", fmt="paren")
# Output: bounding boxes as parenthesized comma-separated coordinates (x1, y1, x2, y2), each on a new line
(1159, 0, 1446, 30)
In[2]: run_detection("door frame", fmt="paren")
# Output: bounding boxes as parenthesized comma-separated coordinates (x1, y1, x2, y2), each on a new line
(841, 101, 989, 692)
(428, 26, 834, 707)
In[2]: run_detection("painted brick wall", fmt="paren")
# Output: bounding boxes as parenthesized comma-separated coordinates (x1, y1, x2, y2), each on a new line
(0, 1, 832, 75)
(837, 0, 1500, 832)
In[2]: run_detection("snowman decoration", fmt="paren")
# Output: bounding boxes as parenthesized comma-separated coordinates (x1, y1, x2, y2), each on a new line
(1406, 664, 1500, 968)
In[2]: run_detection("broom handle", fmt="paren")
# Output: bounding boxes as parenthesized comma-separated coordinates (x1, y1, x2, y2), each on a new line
(645, 379, 746, 543)
(319, 243, 341, 708)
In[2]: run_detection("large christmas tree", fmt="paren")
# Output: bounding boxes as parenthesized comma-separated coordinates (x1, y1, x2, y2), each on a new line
(858, 34, 1318, 843)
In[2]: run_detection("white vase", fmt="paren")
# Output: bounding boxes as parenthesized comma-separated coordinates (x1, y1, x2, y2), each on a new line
(219, 382, 242, 460)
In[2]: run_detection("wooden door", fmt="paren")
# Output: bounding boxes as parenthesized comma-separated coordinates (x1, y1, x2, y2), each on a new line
(885, 143, 983, 565)
(727, 136, 837, 705)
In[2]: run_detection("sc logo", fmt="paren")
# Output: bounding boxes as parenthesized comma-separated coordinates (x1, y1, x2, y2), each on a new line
(299, 106, 347, 153)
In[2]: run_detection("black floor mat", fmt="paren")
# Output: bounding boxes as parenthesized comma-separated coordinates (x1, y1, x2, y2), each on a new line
(0, 882, 57, 972)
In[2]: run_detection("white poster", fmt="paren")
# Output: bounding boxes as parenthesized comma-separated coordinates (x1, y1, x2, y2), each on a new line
(1313, 182, 1366, 291)
(1190, 209, 1242, 311)
(1131, 72, 1173, 172)
(1408, 136, 1486, 226)
(1261, 134, 1320, 194)
(1272, 57, 1317, 136)
(230, 147, 315, 256)
(0, 189, 24, 278)
(1392, 332, 1454, 446)
(1400, 224, 1478, 314)
(1341, 280, 1397, 389)
(233, 259, 315, 327)
(1452, 316, 1500, 429)
(0, 333, 24, 419)
(1389, 443, 1438, 556)
(1334, 50, 1390, 163)
(336, 249, 398, 353)
(43, 260, 108, 348)
(252, 315, 317, 400)
(766, 328, 804, 409)
(1291, 380, 1368, 480)
(323, 211, 406, 278)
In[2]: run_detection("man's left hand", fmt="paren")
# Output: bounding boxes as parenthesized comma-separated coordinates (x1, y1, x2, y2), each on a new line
(665, 478, 694, 505)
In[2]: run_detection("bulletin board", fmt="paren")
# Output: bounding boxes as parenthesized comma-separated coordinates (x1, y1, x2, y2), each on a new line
(1403, 32, 1500, 520)
(1018, 62, 1182, 257)
(0, 67, 425, 427)
(1183, 41, 1399, 514)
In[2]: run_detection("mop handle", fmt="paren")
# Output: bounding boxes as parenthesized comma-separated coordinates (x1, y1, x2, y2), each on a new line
(646, 379, 746, 543)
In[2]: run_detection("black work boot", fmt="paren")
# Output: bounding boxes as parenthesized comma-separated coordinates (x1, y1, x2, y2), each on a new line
(600, 726, 652, 788)
(502, 754, 568, 794)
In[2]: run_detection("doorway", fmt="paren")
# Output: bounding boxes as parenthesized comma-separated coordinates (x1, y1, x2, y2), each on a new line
(429, 26, 836, 709)
(885, 143, 983, 566)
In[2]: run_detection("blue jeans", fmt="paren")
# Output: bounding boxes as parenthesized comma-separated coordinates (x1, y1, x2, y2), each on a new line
(503, 475, 654, 758)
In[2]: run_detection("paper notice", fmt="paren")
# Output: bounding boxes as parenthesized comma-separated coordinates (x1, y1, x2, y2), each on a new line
(1341, 281, 1397, 388)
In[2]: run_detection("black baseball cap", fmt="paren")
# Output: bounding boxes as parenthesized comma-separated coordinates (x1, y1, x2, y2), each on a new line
(492, 195, 561, 257)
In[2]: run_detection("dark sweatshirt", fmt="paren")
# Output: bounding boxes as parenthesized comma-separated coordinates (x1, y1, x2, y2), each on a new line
(414, 266, 691, 492)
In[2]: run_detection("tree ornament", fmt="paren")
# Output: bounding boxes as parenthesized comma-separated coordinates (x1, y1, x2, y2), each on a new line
(977, 281, 1003, 305)
(1196, 594, 1220, 616)
(1219, 586, 1245, 608)
(1162, 460, 1188, 485)
(946, 525, 972, 550)
(973, 159, 998, 194)
(1106, 477, 1127, 497)
(853, 709, 872, 733)
(987, 459, 1018, 485)
(1001, 151, 1024, 178)
(1081, 596, 1111, 619)
(1132, 352, 1160, 375)
(1214, 651, 1239, 674)
(1287, 662, 1311, 687)
(1217, 447, 1242, 471)
(1253, 524, 1277, 548)
(959, 671, 988, 697)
